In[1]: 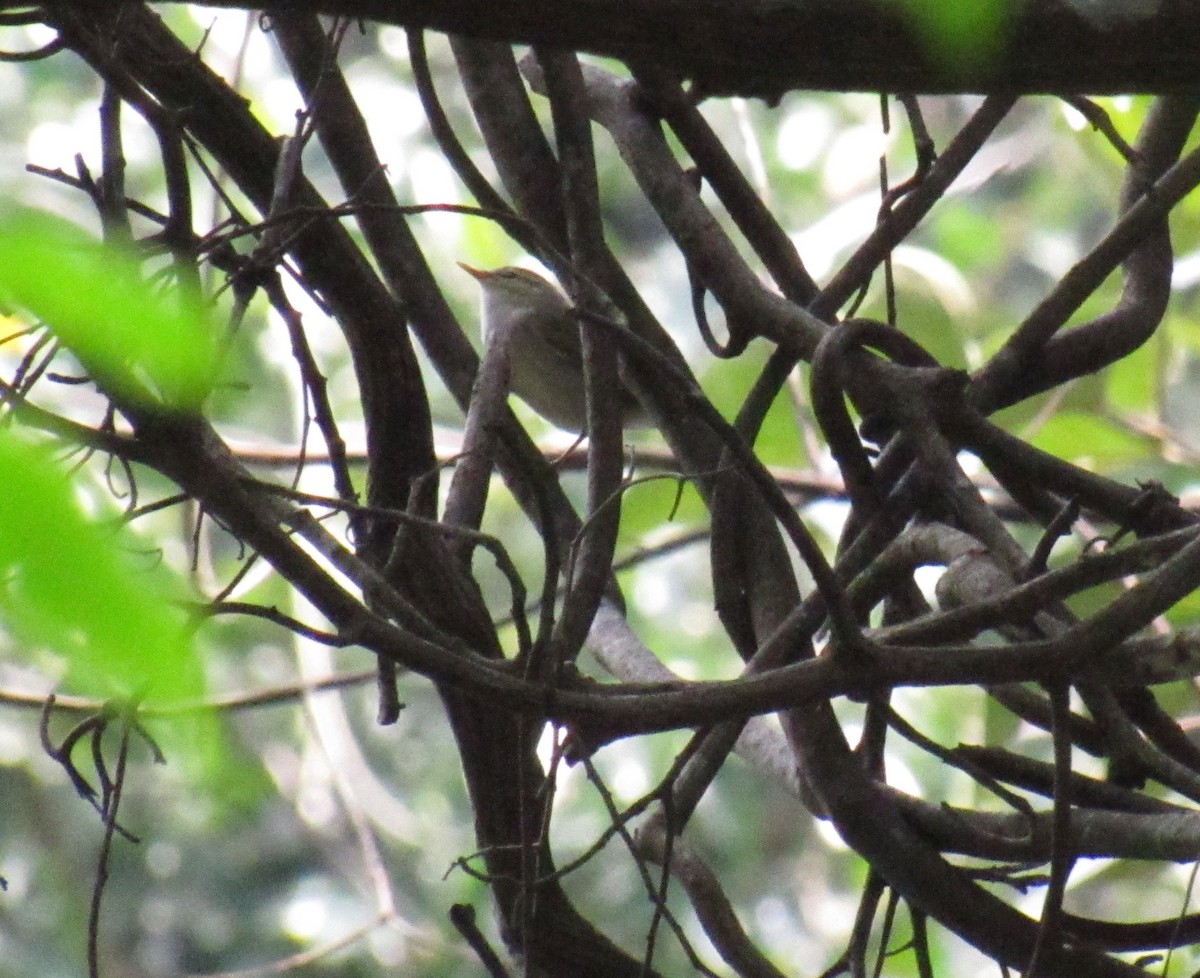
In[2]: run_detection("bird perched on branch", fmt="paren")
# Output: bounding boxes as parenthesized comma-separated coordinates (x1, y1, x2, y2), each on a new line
(459, 262, 649, 433)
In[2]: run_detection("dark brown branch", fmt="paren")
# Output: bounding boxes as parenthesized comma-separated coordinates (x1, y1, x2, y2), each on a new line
(32, 0, 1200, 97)
(538, 48, 625, 673)
(972, 95, 1200, 412)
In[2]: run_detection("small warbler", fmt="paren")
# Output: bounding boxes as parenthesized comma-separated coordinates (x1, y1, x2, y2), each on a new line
(459, 263, 649, 433)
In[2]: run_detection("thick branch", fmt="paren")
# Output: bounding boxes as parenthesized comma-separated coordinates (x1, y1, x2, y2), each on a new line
(35, 0, 1200, 97)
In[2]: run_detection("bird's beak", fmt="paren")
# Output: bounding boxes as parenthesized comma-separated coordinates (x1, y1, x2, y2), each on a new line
(457, 261, 490, 280)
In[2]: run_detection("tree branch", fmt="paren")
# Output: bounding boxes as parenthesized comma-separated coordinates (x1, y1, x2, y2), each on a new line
(33, 0, 1200, 97)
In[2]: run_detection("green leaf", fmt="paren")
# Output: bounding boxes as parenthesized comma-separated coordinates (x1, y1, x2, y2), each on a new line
(0, 430, 205, 708)
(892, 0, 1013, 81)
(0, 210, 217, 410)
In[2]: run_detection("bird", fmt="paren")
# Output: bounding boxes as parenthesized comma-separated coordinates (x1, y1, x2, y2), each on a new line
(459, 262, 649, 433)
